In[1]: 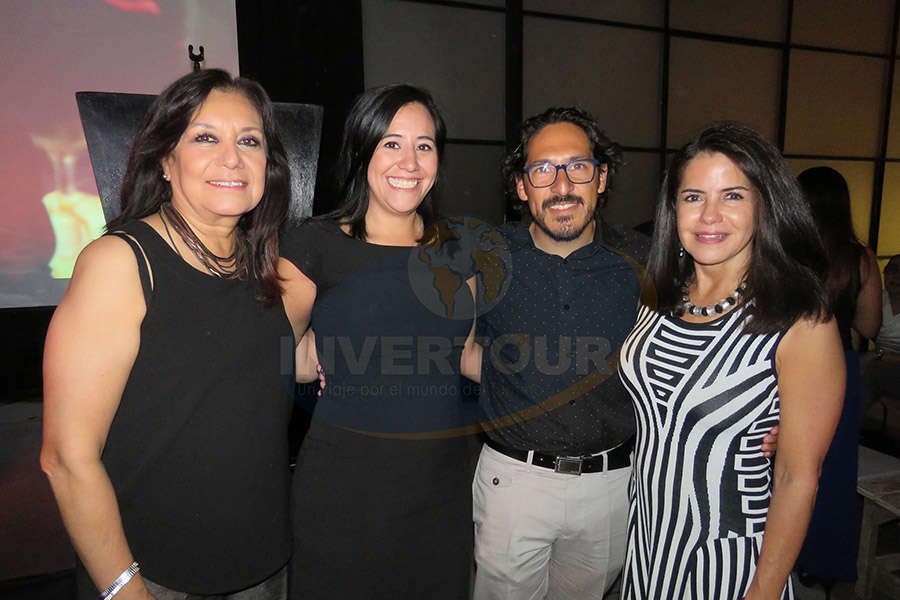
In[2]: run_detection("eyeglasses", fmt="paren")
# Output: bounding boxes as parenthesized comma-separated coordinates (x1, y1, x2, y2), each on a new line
(522, 158, 601, 188)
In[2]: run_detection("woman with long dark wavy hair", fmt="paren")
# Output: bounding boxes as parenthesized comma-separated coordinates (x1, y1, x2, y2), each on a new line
(793, 166, 881, 587)
(618, 123, 844, 599)
(42, 69, 297, 600)
(279, 84, 478, 599)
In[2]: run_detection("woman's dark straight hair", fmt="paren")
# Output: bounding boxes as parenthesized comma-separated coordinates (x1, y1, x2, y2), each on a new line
(319, 84, 446, 241)
(647, 122, 830, 334)
(798, 166, 866, 315)
(109, 68, 290, 304)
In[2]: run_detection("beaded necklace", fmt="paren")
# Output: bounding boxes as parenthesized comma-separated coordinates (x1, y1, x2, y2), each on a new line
(160, 202, 246, 279)
(678, 282, 746, 317)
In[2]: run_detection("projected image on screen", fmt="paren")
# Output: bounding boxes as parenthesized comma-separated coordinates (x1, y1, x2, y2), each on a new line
(0, 0, 237, 308)
(32, 129, 106, 280)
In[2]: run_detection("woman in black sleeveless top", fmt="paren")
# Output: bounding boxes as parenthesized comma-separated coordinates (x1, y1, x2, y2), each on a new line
(41, 70, 302, 600)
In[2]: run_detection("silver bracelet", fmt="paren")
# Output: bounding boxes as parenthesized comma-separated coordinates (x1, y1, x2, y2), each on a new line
(98, 561, 140, 600)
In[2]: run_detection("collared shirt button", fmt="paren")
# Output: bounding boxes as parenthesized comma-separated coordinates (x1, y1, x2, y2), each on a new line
(492, 477, 500, 486)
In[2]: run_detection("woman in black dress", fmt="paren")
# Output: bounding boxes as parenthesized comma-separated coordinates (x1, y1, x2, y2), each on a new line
(280, 84, 479, 599)
(794, 166, 882, 586)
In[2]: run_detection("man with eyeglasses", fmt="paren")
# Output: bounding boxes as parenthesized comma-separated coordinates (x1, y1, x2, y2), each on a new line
(465, 107, 774, 599)
(463, 106, 644, 600)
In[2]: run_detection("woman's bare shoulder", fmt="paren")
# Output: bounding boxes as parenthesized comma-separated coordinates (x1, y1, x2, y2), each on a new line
(72, 235, 140, 279)
(776, 315, 842, 374)
(58, 234, 147, 318)
(781, 314, 838, 345)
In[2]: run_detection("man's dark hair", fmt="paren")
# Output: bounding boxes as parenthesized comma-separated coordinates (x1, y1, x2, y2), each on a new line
(648, 121, 830, 334)
(501, 106, 624, 212)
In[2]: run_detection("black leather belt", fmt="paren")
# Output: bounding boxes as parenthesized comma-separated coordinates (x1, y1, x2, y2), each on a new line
(486, 437, 633, 475)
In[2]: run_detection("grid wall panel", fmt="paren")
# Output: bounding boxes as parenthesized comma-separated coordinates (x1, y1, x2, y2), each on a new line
(362, 0, 505, 141)
(600, 151, 661, 230)
(670, 0, 787, 43)
(784, 50, 886, 157)
(879, 163, 900, 257)
(524, 0, 664, 27)
(440, 143, 507, 224)
(792, 0, 893, 55)
(523, 16, 663, 148)
(667, 38, 781, 147)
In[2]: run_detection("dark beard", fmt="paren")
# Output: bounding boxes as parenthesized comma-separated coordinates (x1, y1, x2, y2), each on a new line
(533, 194, 594, 242)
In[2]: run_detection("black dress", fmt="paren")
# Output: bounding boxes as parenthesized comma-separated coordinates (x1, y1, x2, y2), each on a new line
(795, 265, 863, 581)
(282, 220, 478, 599)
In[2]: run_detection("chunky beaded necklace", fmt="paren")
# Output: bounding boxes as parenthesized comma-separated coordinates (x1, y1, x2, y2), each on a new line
(160, 202, 246, 279)
(678, 282, 746, 317)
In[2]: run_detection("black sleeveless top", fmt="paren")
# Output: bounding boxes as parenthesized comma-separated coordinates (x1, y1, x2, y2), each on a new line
(95, 220, 293, 595)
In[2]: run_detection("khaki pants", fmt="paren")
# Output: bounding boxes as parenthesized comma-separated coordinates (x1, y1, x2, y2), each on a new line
(472, 444, 630, 600)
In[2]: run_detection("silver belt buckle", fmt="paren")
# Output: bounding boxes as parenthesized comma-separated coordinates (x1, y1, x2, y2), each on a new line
(554, 456, 583, 475)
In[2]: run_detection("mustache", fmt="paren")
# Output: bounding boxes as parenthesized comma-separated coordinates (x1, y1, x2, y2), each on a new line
(541, 194, 584, 210)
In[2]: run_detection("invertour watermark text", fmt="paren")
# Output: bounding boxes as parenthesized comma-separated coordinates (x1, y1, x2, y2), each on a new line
(281, 334, 613, 379)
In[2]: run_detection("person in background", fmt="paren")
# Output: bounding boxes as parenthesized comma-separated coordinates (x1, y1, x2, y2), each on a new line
(41, 69, 298, 600)
(619, 122, 844, 599)
(280, 84, 478, 599)
(863, 254, 900, 426)
(793, 166, 882, 588)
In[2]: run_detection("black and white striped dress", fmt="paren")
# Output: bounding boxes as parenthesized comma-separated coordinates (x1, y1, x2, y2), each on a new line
(618, 304, 792, 599)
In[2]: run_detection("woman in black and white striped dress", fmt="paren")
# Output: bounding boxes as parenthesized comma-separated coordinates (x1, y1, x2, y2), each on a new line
(618, 123, 844, 599)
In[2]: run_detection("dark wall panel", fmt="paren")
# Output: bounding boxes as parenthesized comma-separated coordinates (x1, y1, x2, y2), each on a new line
(236, 0, 365, 214)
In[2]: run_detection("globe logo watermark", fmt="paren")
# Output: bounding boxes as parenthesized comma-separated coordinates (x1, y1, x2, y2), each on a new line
(407, 215, 512, 321)
(289, 216, 657, 439)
